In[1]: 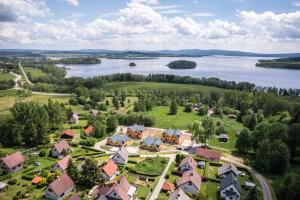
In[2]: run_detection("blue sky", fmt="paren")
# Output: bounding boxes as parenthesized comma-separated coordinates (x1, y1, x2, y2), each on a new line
(0, 0, 300, 52)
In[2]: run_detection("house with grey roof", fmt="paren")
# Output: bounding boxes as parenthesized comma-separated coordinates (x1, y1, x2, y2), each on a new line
(112, 147, 129, 165)
(218, 163, 238, 178)
(107, 134, 131, 147)
(69, 112, 79, 124)
(220, 172, 242, 200)
(161, 128, 182, 144)
(140, 136, 163, 152)
(127, 124, 145, 139)
(169, 188, 191, 200)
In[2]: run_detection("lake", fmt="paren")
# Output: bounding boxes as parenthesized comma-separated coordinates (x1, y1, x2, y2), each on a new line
(59, 56, 300, 89)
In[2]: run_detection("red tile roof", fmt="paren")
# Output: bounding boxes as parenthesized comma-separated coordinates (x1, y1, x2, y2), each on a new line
(97, 176, 131, 200)
(179, 155, 197, 169)
(84, 126, 94, 134)
(68, 194, 81, 200)
(61, 129, 75, 138)
(195, 148, 221, 161)
(101, 159, 118, 177)
(177, 169, 201, 190)
(32, 176, 42, 184)
(48, 173, 74, 197)
(53, 140, 70, 154)
(161, 181, 175, 192)
(56, 155, 72, 171)
(1, 151, 25, 169)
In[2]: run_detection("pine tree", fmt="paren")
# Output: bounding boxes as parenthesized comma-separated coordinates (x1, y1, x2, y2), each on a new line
(66, 159, 80, 183)
(169, 100, 178, 115)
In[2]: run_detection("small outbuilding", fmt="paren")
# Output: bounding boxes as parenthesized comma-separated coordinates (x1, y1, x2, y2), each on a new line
(219, 134, 229, 142)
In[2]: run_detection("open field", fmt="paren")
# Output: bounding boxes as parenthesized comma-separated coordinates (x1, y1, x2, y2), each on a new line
(23, 67, 46, 78)
(0, 73, 14, 81)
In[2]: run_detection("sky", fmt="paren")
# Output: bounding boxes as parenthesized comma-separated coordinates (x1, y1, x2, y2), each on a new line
(0, 0, 300, 53)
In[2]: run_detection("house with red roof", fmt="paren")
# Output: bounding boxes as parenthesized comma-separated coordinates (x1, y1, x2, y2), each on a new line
(0, 151, 25, 173)
(100, 159, 119, 181)
(61, 129, 75, 140)
(53, 155, 72, 172)
(52, 140, 71, 158)
(45, 173, 75, 200)
(177, 169, 201, 195)
(97, 176, 136, 200)
(161, 181, 175, 193)
(178, 156, 197, 173)
(84, 125, 94, 135)
(195, 147, 221, 161)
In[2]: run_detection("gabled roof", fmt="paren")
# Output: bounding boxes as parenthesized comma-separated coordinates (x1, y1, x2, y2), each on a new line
(61, 129, 75, 137)
(218, 163, 238, 176)
(114, 147, 129, 161)
(128, 124, 145, 132)
(48, 173, 74, 197)
(141, 136, 162, 147)
(68, 194, 81, 200)
(56, 155, 72, 171)
(169, 188, 191, 200)
(177, 169, 201, 190)
(70, 112, 78, 120)
(109, 133, 130, 144)
(53, 140, 70, 154)
(195, 148, 221, 161)
(101, 159, 118, 177)
(162, 181, 175, 192)
(179, 155, 197, 169)
(220, 172, 242, 194)
(98, 176, 132, 200)
(90, 109, 99, 117)
(84, 125, 94, 134)
(1, 151, 25, 169)
(164, 128, 182, 137)
(32, 176, 42, 184)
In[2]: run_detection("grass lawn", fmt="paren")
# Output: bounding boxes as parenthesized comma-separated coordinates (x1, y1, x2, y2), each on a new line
(157, 192, 169, 200)
(21, 95, 70, 105)
(132, 157, 168, 176)
(136, 186, 151, 199)
(0, 73, 14, 81)
(23, 67, 46, 78)
(144, 106, 200, 129)
(206, 181, 219, 200)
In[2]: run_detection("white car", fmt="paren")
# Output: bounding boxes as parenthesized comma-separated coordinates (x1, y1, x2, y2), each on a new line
(238, 171, 245, 176)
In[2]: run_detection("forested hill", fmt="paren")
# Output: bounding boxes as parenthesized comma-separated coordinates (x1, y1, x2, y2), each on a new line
(256, 57, 300, 69)
(167, 60, 197, 69)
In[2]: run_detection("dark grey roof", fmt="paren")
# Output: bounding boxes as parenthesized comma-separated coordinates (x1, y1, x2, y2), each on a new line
(164, 128, 182, 137)
(220, 172, 242, 194)
(169, 188, 191, 200)
(128, 124, 145, 132)
(109, 133, 130, 144)
(115, 147, 129, 161)
(141, 136, 162, 147)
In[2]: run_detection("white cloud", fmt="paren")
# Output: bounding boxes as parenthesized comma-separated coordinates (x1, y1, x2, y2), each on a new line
(193, 12, 215, 17)
(130, 0, 159, 6)
(292, 1, 300, 6)
(65, 0, 79, 6)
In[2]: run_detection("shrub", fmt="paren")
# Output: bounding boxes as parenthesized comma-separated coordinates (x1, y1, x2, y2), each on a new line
(39, 149, 48, 157)
(8, 178, 17, 185)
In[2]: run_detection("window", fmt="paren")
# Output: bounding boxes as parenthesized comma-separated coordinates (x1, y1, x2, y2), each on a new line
(230, 188, 233, 191)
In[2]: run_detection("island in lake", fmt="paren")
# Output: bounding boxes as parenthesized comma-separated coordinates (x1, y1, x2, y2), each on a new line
(129, 62, 136, 66)
(256, 57, 300, 70)
(167, 60, 197, 69)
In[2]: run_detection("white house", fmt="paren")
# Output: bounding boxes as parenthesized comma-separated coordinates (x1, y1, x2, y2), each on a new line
(69, 112, 79, 124)
(112, 147, 129, 165)
(218, 163, 238, 178)
(169, 188, 191, 200)
(177, 169, 201, 195)
(0, 151, 25, 173)
(220, 172, 242, 200)
(45, 173, 75, 200)
(53, 155, 72, 172)
(100, 159, 119, 181)
(178, 156, 197, 173)
(52, 140, 71, 158)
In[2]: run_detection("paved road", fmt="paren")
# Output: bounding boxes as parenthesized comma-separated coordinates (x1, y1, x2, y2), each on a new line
(221, 157, 272, 200)
(148, 154, 175, 200)
(10, 72, 22, 90)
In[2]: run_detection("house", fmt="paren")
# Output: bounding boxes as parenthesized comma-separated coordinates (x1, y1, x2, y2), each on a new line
(0, 182, 8, 192)
(169, 188, 191, 200)
(195, 147, 221, 161)
(90, 109, 100, 117)
(68, 194, 81, 200)
(52, 140, 71, 158)
(220, 172, 242, 200)
(97, 176, 136, 200)
(219, 134, 229, 142)
(45, 173, 75, 200)
(53, 155, 72, 172)
(127, 124, 145, 139)
(161, 128, 182, 144)
(32, 176, 42, 185)
(69, 112, 79, 124)
(218, 163, 238, 178)
(178, 156, 197, 173)
(100, 159, 119, 181)
(140, 136, 163, 152)
(161, 181, 175, 193)
(61, 129, 75, 140)
(84, 125, 94, 135)
(112, 147, 129, 165)
(106, 133, 130, 147)
(0, 151, 25, 173)
(177, 169, 201, 195)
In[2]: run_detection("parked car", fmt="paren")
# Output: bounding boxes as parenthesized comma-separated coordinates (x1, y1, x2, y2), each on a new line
(238, 171, 245, 176)
(34, 162, 41, 166)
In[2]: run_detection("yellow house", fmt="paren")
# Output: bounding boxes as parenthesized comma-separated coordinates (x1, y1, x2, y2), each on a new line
(161, 128, 182, 144)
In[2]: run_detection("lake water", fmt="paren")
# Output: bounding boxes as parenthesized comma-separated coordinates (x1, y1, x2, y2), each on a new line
(59, 56, 300, 89)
